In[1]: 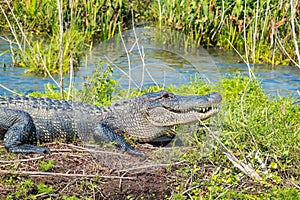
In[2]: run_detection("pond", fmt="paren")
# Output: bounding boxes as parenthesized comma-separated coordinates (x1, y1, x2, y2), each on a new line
(0, 28, 299, 97)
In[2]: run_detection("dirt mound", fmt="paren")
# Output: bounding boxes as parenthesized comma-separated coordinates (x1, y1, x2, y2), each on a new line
(0, 143, 182, 199)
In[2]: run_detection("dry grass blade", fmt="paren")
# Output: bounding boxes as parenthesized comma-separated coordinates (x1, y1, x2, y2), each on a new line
(0, 169, 136, 179)
(0, 156, 45, 163)
(0, 83, 22, 96)
(224, 152, 262, 181)
(117, 161, 184, 173)
(197, 118, 262, 181)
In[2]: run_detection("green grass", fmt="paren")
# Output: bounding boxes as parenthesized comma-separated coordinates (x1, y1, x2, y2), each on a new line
(169, 75, 300, 199)
(39, 159, 55, 172)
(14, 30, 86, 76)
(93, 73, 300, 198)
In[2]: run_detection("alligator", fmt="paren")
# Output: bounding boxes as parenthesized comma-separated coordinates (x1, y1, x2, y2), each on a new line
(0, 90, 222, 155)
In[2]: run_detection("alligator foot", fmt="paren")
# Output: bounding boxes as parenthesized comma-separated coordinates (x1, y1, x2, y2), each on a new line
(1, 108, 49, 154)
(121, 145, 145, 156)
(7, 144, 51, 154)
(94, 122, 145, 155)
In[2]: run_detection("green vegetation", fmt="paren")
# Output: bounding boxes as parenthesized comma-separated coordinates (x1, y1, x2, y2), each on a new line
(0, 0, 132, 76)
(4, 177, 35, 199)
(36, 183, 54, 194)
(0, 0, 299, 198)
(28, 83, 65, 99)
(77, 64, 118, 106)
(0, 0, 299, 77)
(15, 29, 85, 76)
(39, 159, 55, 172)
(149, 0, 300, 66)
(170, 76, 300, 199)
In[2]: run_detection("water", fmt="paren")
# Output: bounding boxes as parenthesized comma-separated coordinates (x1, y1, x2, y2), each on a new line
(209, 49, 300, 97)
(0, 28, 299, 97)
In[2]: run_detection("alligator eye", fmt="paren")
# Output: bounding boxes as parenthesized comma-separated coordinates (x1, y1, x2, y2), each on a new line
(162, 92, 173, 99)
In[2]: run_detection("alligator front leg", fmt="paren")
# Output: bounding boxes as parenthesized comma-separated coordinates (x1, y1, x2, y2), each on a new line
(0, 108, 50, 154)
(93, 122, 144, 155)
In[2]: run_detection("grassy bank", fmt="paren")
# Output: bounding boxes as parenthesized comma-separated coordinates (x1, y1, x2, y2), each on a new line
(0, 1, 299, 198)
(1, 74, 299, 199)
(0, 0, 299, 77)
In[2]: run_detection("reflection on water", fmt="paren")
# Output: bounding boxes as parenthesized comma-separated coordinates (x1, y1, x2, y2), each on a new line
(78, 27, 220, 89)
(0, 28, 299, 97)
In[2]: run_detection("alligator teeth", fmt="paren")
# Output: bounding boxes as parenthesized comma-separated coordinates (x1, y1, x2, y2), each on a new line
(169, 104, 220, 113)
(194, 104, 220, 113)
(194, 107, 211, 113)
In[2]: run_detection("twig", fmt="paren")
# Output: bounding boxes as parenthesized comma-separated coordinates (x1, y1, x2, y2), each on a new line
(4, 0, 31, 49)
(242, 1, 256, 80)
(252, 0, 260, 63)
(130, 9, 145, 90)
(131, 26, 159, 89)
(2, 1, 73, 97)
(68, 56, 74, 100)
(288, 180, 300, 190)
(157, 0, 162, 30)
(276, 35, 300, 67)
(57, 0, 65, 99)
(104, 56, 140, 88)
(0, 169, 136, 179)
(118, 23, 132, 98)
(226, 39, 256, 80)
(0, 2, 23, 52)
(128, 9, 158, 91)
(290, 0, 300, 68)
(211, 0, 225, 41)
(240, 80, 258, 149)
(50, 148, 74, 153)
(60, 143, 131, 156)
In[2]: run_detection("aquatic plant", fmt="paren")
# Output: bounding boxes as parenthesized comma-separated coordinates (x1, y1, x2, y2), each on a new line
(0, 0, 132, 78)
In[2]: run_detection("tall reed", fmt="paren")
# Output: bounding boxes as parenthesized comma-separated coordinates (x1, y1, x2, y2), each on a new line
(147, 0, 299, 66)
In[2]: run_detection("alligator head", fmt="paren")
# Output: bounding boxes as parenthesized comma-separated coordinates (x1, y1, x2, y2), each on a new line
(145, 90, 222, 126)
(107, 90, 222, 142)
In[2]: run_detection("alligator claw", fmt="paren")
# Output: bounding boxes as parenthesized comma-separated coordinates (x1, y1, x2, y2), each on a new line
(37, 146, 51, 154)
(126, 148, 145, 156)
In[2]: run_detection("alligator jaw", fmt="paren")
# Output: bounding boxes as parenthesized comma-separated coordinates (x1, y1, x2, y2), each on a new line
(146, 92, 222, 127)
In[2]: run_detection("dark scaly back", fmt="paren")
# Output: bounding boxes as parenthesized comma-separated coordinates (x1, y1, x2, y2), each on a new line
(0, 96, 107, 142)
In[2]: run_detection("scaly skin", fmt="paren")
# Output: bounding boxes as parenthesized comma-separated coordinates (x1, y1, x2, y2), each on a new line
(0, 90, 222, 154)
